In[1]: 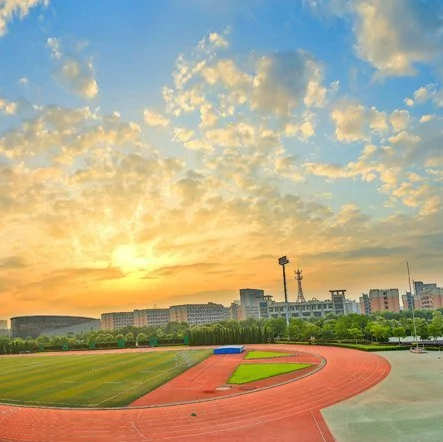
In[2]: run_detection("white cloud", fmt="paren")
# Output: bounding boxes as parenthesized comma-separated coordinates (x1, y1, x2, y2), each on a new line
(331, 103, 366, 142)
(410, 83, 443, 108)
(251, 51, 326, 116)
(0, 0, 48, 36)
(143, 109, 169, 127)
(419, 114, 434, 124)
(404, 97, 414, 107)
(47, 37, 99, 100)
(173, 127, 194, 143)
(307, 0, 443, 76)
(18, 77, 28, 85)
(389, 109, 410, 132)
(0, 97, 17, 115)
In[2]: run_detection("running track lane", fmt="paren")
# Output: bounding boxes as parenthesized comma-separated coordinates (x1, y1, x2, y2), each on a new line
(0, 345, 390, 442)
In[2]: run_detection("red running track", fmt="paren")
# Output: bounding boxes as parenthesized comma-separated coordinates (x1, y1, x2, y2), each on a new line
(0, 345, 390, 442)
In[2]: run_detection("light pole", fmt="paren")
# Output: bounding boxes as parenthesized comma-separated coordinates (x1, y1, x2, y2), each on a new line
(407, 262, 419, 349)
(278, 256, 290, 330)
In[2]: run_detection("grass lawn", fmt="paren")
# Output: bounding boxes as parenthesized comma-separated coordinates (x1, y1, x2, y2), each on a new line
(228, 363, 312, 384)
(0, 349, 211, 408)
(245, 350, 293, 360)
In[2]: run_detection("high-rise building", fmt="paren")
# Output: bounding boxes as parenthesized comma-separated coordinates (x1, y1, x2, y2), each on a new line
(345, 300, 361, 314)
(368, 289, 400, 313)
(101, 312, 134, 331)
(330, 290, 346, 315)
(169, 303, 230, 325)
(359, 294, 371, 315)
(133, 309, 169, 328)
(230, 301, 241, 321)
(401, 292, 415, 311)
(239, 288, 268, 319)
(414, 281, 437, 297)
(416, 288, 443, 310)
(0, 320, 7, 330)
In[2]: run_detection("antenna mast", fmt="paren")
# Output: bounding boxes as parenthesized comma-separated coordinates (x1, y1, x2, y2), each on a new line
(295, 268, 306, 303)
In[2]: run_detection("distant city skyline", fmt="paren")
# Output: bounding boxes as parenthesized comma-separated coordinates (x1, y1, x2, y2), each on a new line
(1, 1, 443, 320)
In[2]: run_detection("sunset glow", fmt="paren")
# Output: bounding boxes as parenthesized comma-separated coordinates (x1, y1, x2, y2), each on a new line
(1, 0, 443, 320)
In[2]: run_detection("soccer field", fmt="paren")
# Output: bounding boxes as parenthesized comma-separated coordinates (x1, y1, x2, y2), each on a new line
(0, 349, 211, 408)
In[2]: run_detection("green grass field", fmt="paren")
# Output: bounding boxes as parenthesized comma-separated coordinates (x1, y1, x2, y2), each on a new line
(245, 350, 293, 360)
(228, 363, 312, 384)
(0, 350, 211, 408)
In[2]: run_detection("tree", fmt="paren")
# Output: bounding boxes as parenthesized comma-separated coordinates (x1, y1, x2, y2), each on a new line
(415, 318, 430, 341)
(429, 311, 443, 340)
(349, 327, 364, 344)
(125, 332, 134, 343)
(370, 323, 390, 342)
(392, 326, 406, 345)
(137, 333, 147, 345)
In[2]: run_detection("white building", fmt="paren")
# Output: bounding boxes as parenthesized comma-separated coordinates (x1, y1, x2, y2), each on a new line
(101, 312, 134, 331)
(239, 288, 273, 319)
(268, 298, 336, 319)
(345, 300, 361, 314)
(133, 309, 170, 328)
(169, 303, 230, 325)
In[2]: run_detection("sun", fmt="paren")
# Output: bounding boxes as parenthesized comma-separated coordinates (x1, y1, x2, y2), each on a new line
(111, 244, 152, 271)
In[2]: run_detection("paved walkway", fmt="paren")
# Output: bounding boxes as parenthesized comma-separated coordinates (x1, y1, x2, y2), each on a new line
(0, 345, 390, 442)
(322, 350, 443, 442)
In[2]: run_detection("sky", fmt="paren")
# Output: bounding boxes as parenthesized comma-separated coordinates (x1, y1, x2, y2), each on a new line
(1, 0, 443, 320)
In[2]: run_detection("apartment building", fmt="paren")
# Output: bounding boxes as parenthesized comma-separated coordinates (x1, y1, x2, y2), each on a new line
(368, 289, 400, 313)
(101, 312, 134, 331)
(359, 293, 371, 315)
(401, 292, 415, 311)
(416, 287, 443, 310)
(133, 309, 170, 328)
(169, 303, 230, 325)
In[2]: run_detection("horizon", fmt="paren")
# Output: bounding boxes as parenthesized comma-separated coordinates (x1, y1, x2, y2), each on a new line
(1, 0, 443, 321)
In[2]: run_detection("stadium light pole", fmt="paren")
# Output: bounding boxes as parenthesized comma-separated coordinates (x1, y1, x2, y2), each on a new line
(278, 256, 290, 331)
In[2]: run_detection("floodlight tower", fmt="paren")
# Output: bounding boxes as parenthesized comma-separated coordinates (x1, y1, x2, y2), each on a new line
(407, 262, 419, 350)
(295, 268, 306, 303)
(278, 256, 290, 327)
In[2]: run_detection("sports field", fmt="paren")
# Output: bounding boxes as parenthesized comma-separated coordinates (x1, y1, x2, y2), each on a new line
(0, 349, 211, 408)
(228, 363, 312, 384)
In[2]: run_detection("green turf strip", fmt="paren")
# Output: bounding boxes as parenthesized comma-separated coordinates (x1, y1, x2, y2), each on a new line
(245, 351, 293, 360)
(228, 363, 312, 384)
(0, 350, 211, 408)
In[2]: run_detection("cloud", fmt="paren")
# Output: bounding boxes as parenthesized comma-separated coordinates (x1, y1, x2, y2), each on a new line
(251, 51, 326, 115)
(47, 37, 99, 99)
(0, 256, 28, 269)
(307, 0, 443, 76)
(0, 97, 17, 115)
(18, 77, 28, 85)
(330, 102, 366, 142)
(143, 109, 169, 127)
(0, 0, 48, 36)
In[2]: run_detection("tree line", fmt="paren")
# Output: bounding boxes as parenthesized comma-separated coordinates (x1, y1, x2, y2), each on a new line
(1, 309, 443, 355)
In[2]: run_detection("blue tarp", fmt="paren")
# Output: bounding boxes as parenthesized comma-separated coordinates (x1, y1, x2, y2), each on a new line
(213, 345, 245, 354)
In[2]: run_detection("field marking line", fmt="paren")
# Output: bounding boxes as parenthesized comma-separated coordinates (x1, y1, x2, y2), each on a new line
(92, 363, 181, 407)
(310, 409, 327, 442)
(131, 422, 152, 441)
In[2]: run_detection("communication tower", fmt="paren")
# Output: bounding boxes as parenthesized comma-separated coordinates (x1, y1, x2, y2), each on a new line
(295, 268, 306, 303)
